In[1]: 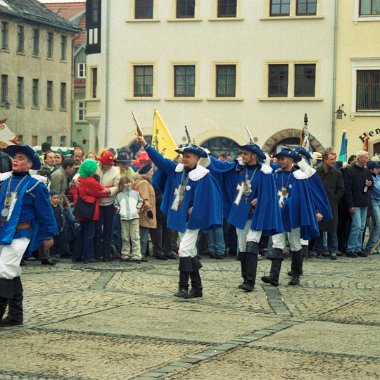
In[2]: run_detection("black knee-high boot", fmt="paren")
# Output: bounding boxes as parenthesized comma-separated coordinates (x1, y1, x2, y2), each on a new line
(239, 242, 259, 292)
(174, 257, 192, 298)
(289, 249, 303, 286)
(186, 257, 203, 299)
(0, 277, 23, 327)
(237, 252, 247, 287)
(261, 254, 282, 287)
(0, 297, 8, 321)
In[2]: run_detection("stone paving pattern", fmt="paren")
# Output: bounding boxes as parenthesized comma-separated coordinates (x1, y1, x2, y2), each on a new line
(0, 254, 379, 379)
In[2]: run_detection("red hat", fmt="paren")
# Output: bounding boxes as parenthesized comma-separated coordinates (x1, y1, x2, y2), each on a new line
(138, 152, 150, 162)
(98, 151, 115, 166)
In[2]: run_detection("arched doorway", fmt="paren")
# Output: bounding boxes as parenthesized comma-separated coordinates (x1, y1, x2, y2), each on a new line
(201, 136, 240, 159)
(262, 128, 324, 155)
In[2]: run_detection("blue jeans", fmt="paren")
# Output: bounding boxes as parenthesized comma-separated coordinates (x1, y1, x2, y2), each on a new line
(314, 231, 338, 254)
(207, 227, 225, 256)
(347, 206, 368, 252)
(112, 213, 122, 254)
(140, 226, 150, 257)
(365, 200, 380, 253)
(80, 220, 95, 262)
(95, 204, 115, 260)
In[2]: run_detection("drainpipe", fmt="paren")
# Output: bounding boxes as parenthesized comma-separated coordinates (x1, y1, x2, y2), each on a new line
(104, 0, 111, 148)
(331, 0, 339, 147)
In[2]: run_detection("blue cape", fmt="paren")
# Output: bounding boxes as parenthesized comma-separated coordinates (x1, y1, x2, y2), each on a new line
(274, 169, 321, 240)
(146, 146, 222, 233)
(207, 157, 283, 236)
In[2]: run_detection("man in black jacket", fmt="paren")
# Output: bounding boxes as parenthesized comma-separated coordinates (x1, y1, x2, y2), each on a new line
(344, 151, 372, 257)
(314, 151, 345, 260)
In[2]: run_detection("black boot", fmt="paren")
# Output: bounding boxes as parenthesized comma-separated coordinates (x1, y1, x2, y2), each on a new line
(0, 297, 8, 321)
(261, 258, 282, 286)
(288, 248, 305, 276)
(174, 270, 189, 298)
(0, 277, 23, 327)
(237, 252, 247, 289)
(186, 269, 203, 299)
(289, 249, 302, 286)
(240, 242, 259, 292)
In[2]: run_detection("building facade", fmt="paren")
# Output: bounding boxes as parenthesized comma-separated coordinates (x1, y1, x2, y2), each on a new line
(44, 1, 90, 152)
(0, 0, 79, 147)
(334, 0, 380, 157)
(85, 0, 337, 155)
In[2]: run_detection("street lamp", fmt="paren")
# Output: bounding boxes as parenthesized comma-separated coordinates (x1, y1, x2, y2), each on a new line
(336, 104, 346, 119)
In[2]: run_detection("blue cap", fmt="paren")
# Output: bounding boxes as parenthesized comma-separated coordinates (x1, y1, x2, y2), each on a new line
(239, 144, 266, 162)
(5, 144, 41, 170)
(275, 148, 302, 163)
(175, 143, 207, 158)
(367, 161, 380, 170)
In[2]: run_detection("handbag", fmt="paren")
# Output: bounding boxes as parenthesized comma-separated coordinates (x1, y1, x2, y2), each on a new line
(73, 196, 95, 220)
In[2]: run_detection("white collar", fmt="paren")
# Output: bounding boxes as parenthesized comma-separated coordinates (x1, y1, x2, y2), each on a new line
(175, 163, 209, 181)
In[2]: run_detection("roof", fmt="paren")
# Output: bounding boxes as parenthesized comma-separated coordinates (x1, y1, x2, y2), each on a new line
(44, 2, 86, 45)
(0, 0, 81, 33)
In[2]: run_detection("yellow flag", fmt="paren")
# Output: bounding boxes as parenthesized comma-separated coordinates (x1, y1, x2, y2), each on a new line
(152, 109, 178, 159)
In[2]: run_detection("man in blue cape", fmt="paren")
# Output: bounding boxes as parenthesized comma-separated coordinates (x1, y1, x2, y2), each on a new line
(137, 135, 222, 299)
(206, 143, 283, 292)
(0, 145, 57, 327)
(262, 147, 331, 287)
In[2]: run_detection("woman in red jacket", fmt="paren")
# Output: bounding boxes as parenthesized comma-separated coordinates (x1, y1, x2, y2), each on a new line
(71, 159, 110, 263)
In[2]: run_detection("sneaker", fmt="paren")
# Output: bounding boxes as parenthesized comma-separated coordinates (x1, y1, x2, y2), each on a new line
(330, 252, 337, 260)
(184, 289, 203, 299)
(239, 283, 254, 292)
(288, 276, 300, 286)
(345, 251, 358, 258)
(357, 251, 368, 257)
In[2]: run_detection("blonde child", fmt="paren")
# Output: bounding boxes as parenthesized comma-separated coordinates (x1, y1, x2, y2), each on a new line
(114, 177, 143, 262)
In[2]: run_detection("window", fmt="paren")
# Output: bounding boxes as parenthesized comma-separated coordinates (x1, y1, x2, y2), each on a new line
(17, 77, 24, 107)
(17, 25, 24, 53)
(46, 136, 53, 144)
(296, 0, 317, 15)
(1, 75, 8, 104)
(216, 65, 236, 97)
(1, 21, 8, 50)
(61, 35, 67, 60)
(174, 65, 195, 97)
(176, 0, 195, 18)
(356, 70, 380, 111)
(134, 65, 153, 96)
(47, 81, 53, 109)
(270, 0, 290, 16)
(18, 135, 23, 144)
(91, 68, 98, 98)
(217, 0, 237, 17)
(294, 64, 315, 97)
(360, 0, 380, 15)
(268, 65, 288, 97)
(32, 79, 39, 107)
(78, 63, 87, 78)
(32, 29, 40, 55)
(86, 0, 101, 54)
(32, 136, 38, 146)
(60, 82, 67, 110)
(135, 0, 153, 19)
(60, 136, 66, 146)
(47, 32, 54, 58)
(77, 100, 86, 121)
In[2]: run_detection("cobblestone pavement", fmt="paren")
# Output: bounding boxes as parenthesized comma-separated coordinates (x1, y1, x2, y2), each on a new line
(0, 254, 379, 379)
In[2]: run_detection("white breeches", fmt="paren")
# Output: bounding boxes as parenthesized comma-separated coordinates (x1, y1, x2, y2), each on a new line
(236, 221, 262, 252)
(178, 229, 200, 258)
(0, 237, 30, 279)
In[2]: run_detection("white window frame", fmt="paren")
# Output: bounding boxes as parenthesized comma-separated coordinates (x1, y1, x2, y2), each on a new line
(76, 100, 86, 121)
(351, 58, 380, 117)
(354, 0, 380, 22)
(78, 63, 87, 78)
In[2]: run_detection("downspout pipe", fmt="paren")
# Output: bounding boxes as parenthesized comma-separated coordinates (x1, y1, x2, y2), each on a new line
(331, 0, 339, 147)
(104, 0, 111, 148)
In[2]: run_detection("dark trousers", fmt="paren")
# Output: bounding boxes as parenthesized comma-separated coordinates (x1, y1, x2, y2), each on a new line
(150, 214, 173, 257)
(95, 204, 115, 260)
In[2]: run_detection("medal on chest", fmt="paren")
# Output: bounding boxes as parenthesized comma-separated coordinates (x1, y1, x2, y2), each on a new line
(234, 168, 257, 206)
(171, 173, 190, 211)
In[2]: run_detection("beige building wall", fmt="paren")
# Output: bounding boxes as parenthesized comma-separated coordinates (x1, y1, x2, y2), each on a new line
(0, 17, 74, 147)
(335, 0, 380, 157)
(87, 0, 336, 153)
